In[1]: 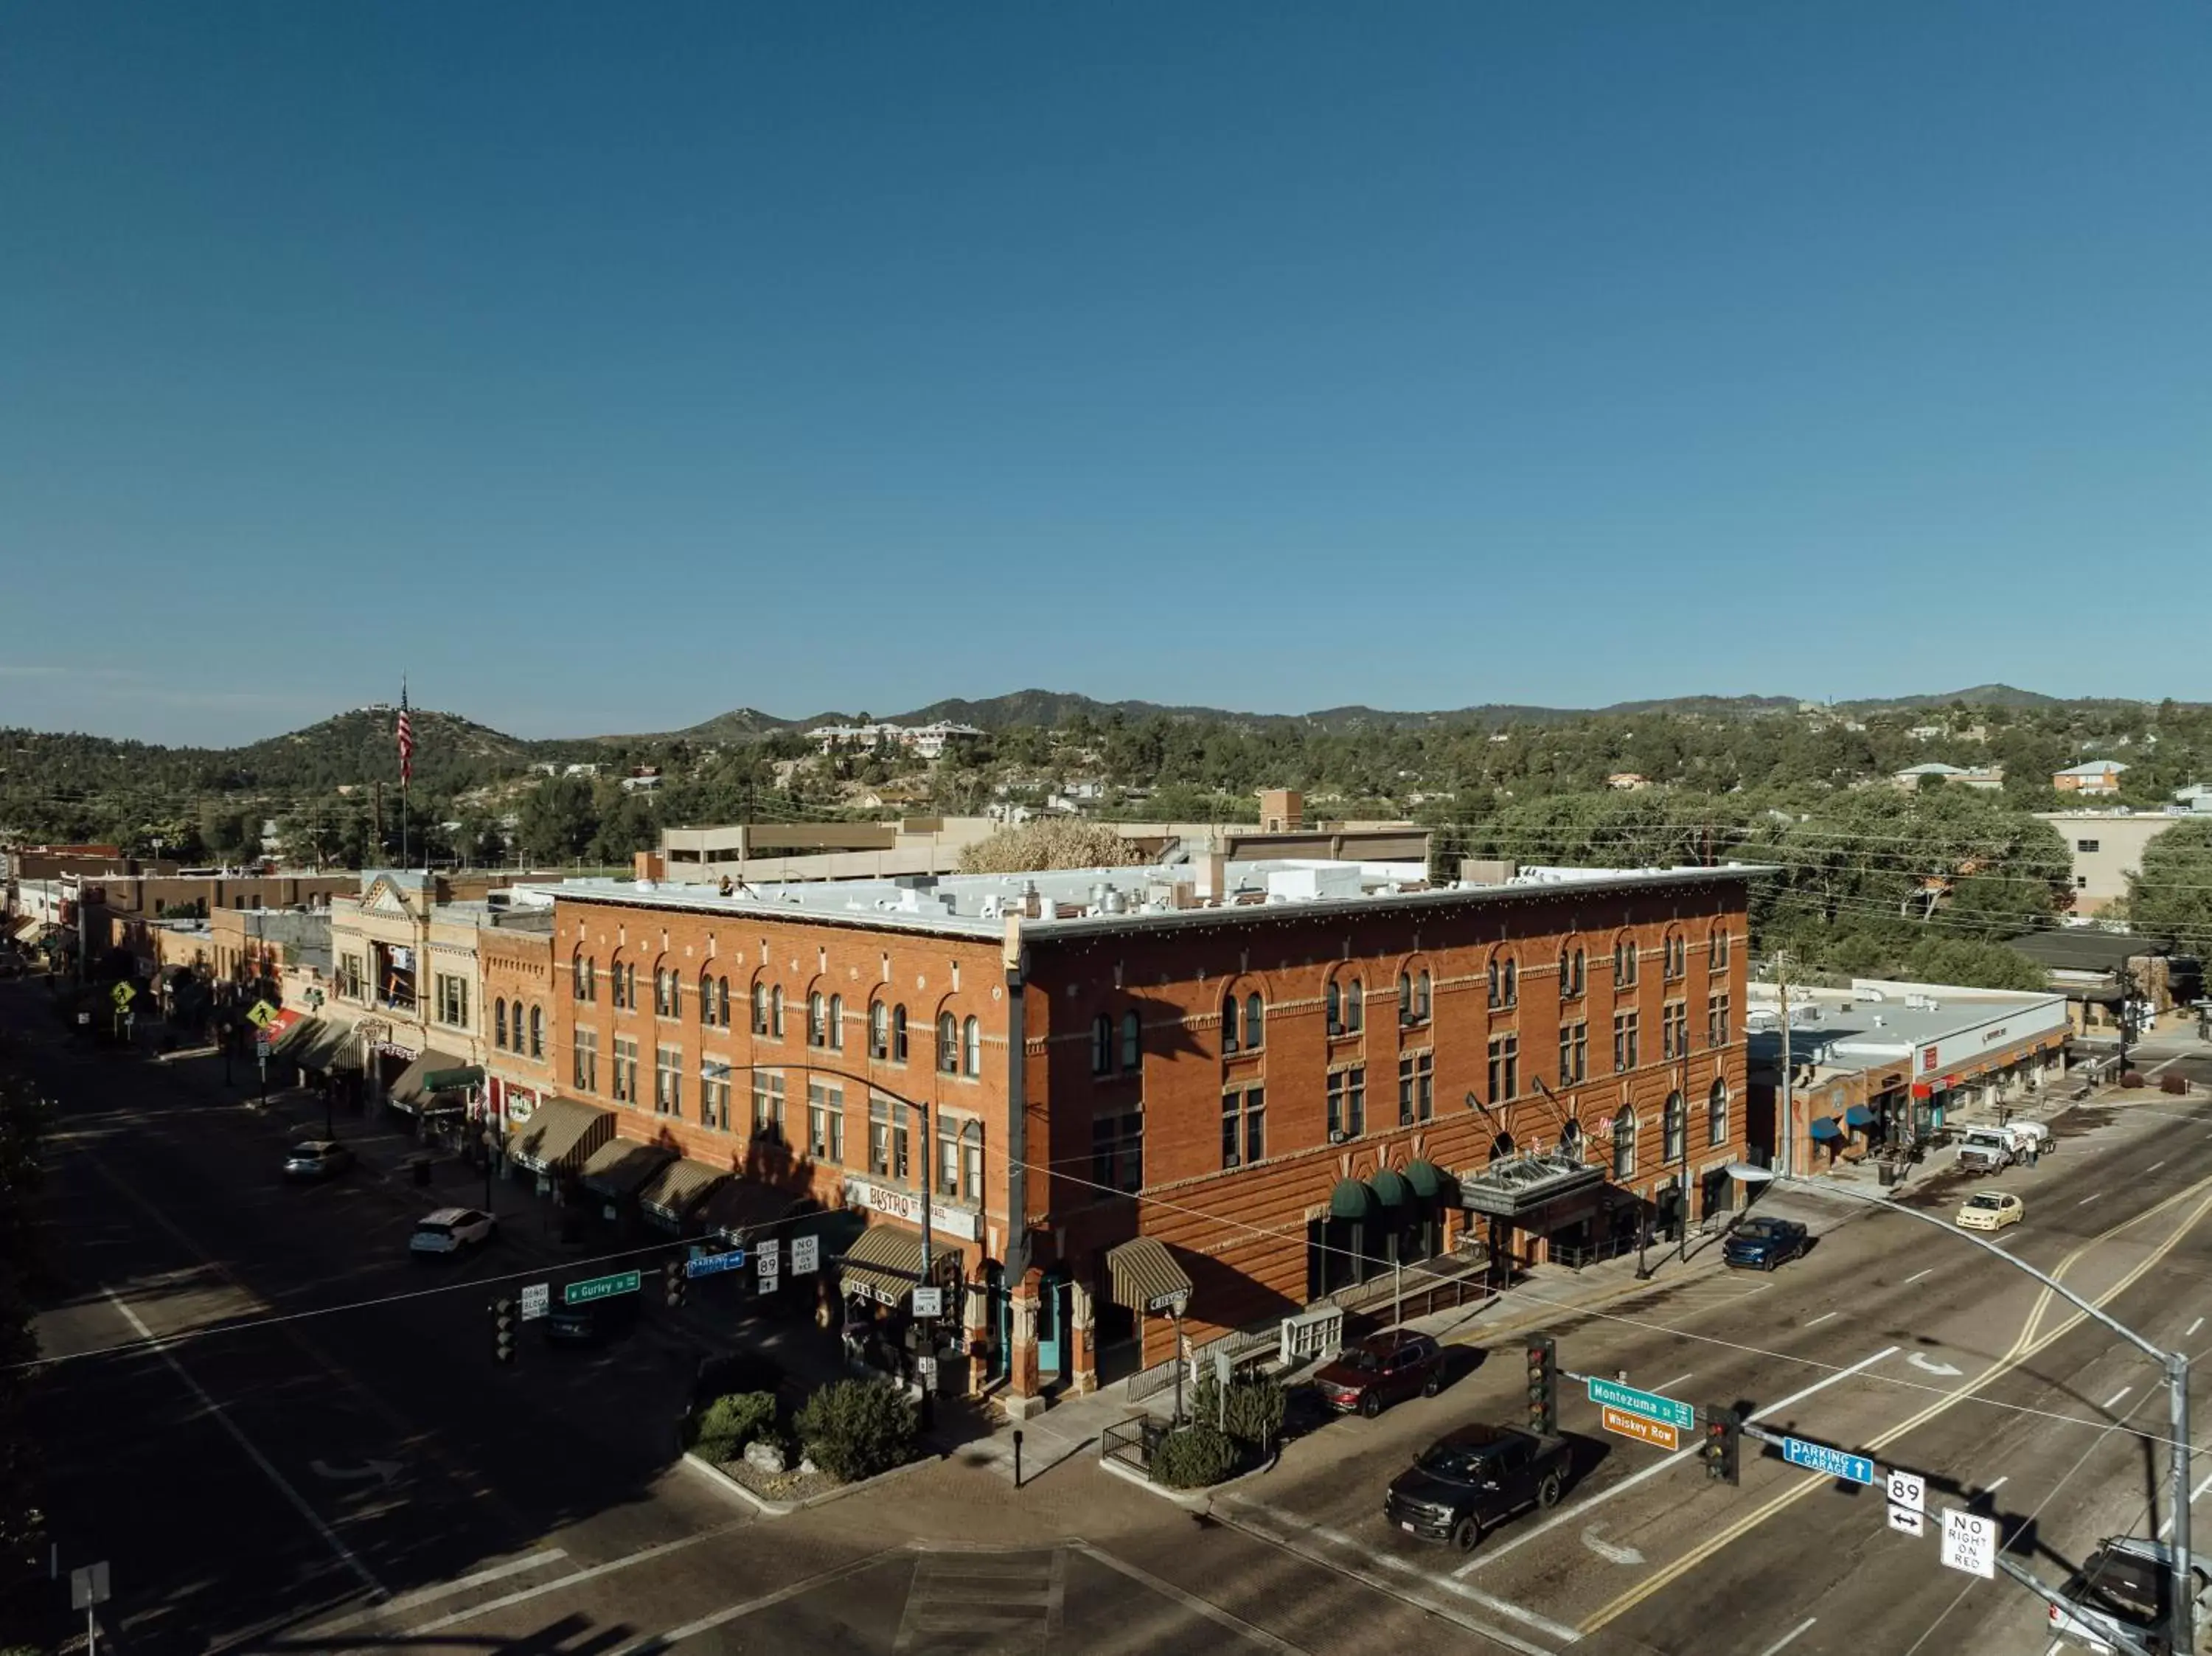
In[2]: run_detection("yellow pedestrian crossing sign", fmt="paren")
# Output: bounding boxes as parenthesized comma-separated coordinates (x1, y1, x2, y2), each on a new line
(110, 982, 136, 1009)
(245, 1001, 276, 1029)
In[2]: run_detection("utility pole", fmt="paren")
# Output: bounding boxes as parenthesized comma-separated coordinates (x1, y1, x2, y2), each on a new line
(1775, 950, 1795, 1180)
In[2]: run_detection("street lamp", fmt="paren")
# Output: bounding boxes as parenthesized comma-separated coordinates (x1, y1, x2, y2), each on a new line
(1727, 1162, 2192, 1656)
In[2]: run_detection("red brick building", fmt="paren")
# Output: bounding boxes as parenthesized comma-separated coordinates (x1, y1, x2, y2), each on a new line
(538, 857, 1756, 1410)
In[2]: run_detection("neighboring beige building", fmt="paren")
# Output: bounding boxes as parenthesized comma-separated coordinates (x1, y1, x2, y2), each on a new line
(2054, 760, 2128, 796)
(2036, 810, 2188, 914)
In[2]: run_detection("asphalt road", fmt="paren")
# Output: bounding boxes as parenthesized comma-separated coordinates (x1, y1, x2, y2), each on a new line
(21, 969, 2212, 1656)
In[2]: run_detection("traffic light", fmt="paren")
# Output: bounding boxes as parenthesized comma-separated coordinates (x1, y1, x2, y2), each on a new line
(492, 1297, 517, 1365)
(1526, 1333, 1558, 1436)
(664, 1259, 686, 1309)
(1703, 1407, 1740, 1484)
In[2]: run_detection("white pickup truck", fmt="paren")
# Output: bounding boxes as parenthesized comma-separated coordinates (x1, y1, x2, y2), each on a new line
(1955, 1121, 2052, 1172)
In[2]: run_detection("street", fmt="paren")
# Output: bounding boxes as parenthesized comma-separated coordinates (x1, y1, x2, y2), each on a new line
(21, 968, 2212, 1656)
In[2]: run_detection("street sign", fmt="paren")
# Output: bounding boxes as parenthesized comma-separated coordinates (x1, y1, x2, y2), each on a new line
(1888, 1504, 1926, 1537)
(1939, 1509, 1998, 1579)
(1886, 1469, 1927, 1514)
(245, 1001, 275, 1029)
(1585, 1376, 1695, 1431)
(563, 1270, 642, 1306)
(684, 1248, 747, 1279)
(70, 1560, 110, 1609)
(109, 982, 134, 1008)
(519, 1283, 549, 1321)
(911, 1286, 944, 1319)
(791, 1234, 820, 1275)
(757, 1239, 780, 1288)
(1781, 1437, 1877, 1486)
(254, 1036, 271, 1060)
(1599, 1405, 1680, 1450)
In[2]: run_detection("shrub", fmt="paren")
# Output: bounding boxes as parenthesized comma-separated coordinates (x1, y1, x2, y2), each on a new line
(1150, 1423, 1238, 1489)
(794, 1378, 917, 1482)
(690, 1391, 779, 1462)
(1187, 1373, 1287, 1454)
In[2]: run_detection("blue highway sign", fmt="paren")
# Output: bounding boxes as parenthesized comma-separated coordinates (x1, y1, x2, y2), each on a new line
(684, 1249, 747, 1280)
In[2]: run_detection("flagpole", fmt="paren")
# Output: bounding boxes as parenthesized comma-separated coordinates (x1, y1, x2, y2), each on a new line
(399, 676, 411, 871)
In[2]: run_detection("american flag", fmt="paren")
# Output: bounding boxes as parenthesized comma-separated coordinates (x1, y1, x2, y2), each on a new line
(396, 683, 414, 786)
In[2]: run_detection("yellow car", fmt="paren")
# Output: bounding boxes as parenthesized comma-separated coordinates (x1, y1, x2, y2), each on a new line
(1956, 1191, 2024, 1231)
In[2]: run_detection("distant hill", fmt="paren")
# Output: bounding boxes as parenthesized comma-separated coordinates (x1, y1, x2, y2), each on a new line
(1832, 683, 2065, 714)
(205, 706, 536, 792)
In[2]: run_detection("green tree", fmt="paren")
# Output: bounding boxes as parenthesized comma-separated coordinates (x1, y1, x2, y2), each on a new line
(518, 776, 597, 864)
(2128, 821, 2212, 950)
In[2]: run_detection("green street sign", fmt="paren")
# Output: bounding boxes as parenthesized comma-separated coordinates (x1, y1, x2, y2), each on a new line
(1585, 1375, 1695, 1432)
(563, 1270, 641, 1306)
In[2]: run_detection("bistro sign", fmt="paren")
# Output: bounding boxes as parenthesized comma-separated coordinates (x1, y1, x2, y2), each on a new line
(841, 1175, 981, 1242)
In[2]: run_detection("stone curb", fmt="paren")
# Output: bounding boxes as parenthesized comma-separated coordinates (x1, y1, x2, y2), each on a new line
(680, 1447, 940, 1517)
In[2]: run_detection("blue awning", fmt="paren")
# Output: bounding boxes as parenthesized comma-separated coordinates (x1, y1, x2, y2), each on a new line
(1843, 1105, 1880, 1129)
(1808, 1117, 1845, 1143)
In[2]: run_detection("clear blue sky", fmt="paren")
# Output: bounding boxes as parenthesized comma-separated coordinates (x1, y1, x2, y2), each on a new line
(4, 3, 2207, 744)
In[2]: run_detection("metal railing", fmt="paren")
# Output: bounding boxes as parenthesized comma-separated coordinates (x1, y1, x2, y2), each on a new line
(1100, 1417, 1161, 1475)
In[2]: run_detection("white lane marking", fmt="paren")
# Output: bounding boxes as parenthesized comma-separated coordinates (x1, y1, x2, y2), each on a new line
(1804, 1311, 1839, 1328)
(102, 1289, 383, 1599)
(1455, 1345, 1901, 1577)
(1757, 1617, 1818, 1656)
(1582, 1524, 1644, 1565)
(2104, 1386, 2134, 1410)
(2079, 1193, 2104, 1206)
(2190, 1466, 2212, 1506)
(1077, 1542, 1310, 1656)
(1907, 1352, 1965, 1377)
(1905, 1269, 1934, 1285)
(406, 1525, 743, 1633)
(2149, 1055, 2185, 1079)
(2190, 1317, 2205, 1339)
(615, 1550, 902, 1652)
(1657, 1372, 1694, 1394)
(2149, 1161, 2168, 1173)
(314, 1549, 568, 1630)
(1985, 1475, 2008, 1493)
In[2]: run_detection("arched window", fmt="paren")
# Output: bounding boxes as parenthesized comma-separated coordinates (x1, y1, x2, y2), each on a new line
(828, 993, 844, 1051)
(751, 981, 767, 1035)
(1091, 1014, 1113, 1076)
(893, 1003, 908, 1062)
(698, 970, 714, 1026)
(655, 966, 675, 1017)
(1664, 1090, 1686, 1162)
(494, 998, 508, 1049)
(869, 1000, 889, 1060)
(1614, 936, 1638, 988)
(807, 992, 827, 1048)
(608, 953, 625, 1009)
(1414, 972, 1431, 1023)
(1709, 928, 1731, 970)
(1612, 1107, 1637, 1179)
(937, 1012, 959, 1074)
(1243, 992, 1264, 1051)
(1560, 944, 1585, 999)
(770, 985, 785, 1038)
(1708, 1078, 1730, 1147)
(1120, 1009, 1141, 1072)
(716, 976, 730, 1029)
(1222, 992, 1240, 1054)
(1326, 979, 1343, 1035)
(1487, 959, 1500, 1007)
(1397, 971, 1412, 1027)
(1489, 955, 1517, 1009)
(583, 956, 597, 1002)
(571, 950, 584, 1001)
(962, 1015, 981, 1077)
(1345, 977, 1363, 1033)
(529, 1004, 543, 1058)
(1664, 933, 1686, 982)
(1504, 959, 1517, 1006)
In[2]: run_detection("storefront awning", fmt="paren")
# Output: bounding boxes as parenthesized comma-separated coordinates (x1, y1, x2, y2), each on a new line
(9, 919, 47, 945)
(1809, 1117, 1845, 1142)
(1368, 1169, 1410, 1207)
(1457, 1151, 1605, 1219)
(388, 1048, 470, 1111)
(1843, 1105, 1880, 1130)
(507, 1095, 614, 1174)
(1402, 1159, 1446, 1200)
(638, 1158, 726, 1229)
(837, 1224, 929, 1307)
(578, 1137, 675, 1201)
(697, 1179, 800, 1245)
(296, 1020, 355, 1072)
(271, 1015, 321, 1057)
(1329, 1178, 1374, 1220)
(1107, 1236, 1192, 1315)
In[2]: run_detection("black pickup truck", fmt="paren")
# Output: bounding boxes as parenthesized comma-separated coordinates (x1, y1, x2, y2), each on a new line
(1382, 1423, 1572, 1552)
(1722, 1216, 1809, 1271)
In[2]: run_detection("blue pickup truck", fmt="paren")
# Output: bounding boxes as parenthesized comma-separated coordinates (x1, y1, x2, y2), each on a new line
(1722, 1217, 1809, 1271)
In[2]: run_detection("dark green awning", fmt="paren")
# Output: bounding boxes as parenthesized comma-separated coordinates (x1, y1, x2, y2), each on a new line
(1367, 1169, 1410, 1207)
(1329, 1178, 1374, 1220)
(1402, 1159, 1444, 1199)
(422, 1065, 484, 1093)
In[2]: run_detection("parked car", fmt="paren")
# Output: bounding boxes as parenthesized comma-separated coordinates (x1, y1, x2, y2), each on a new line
(408, 1206, 496, 1257)
(1312, 1332, 1447, 1417)
(2048, 1534, 2211, 1653)
(1382, 1423, 1573, 1551)
(1956, 1191, 2025, 1232)
(282, 1140, 355, 1181)
(1722, 1217, 1809, 1271)
(543, 1295, 637, 1346)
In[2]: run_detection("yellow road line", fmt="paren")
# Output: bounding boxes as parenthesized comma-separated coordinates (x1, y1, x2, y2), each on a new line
(1579, 1177, 2212, 1634)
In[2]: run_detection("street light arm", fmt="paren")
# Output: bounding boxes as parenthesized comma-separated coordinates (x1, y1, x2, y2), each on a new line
(1992, 1554, 2158, 1656)
(1728, 1163, 2166, 1365)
